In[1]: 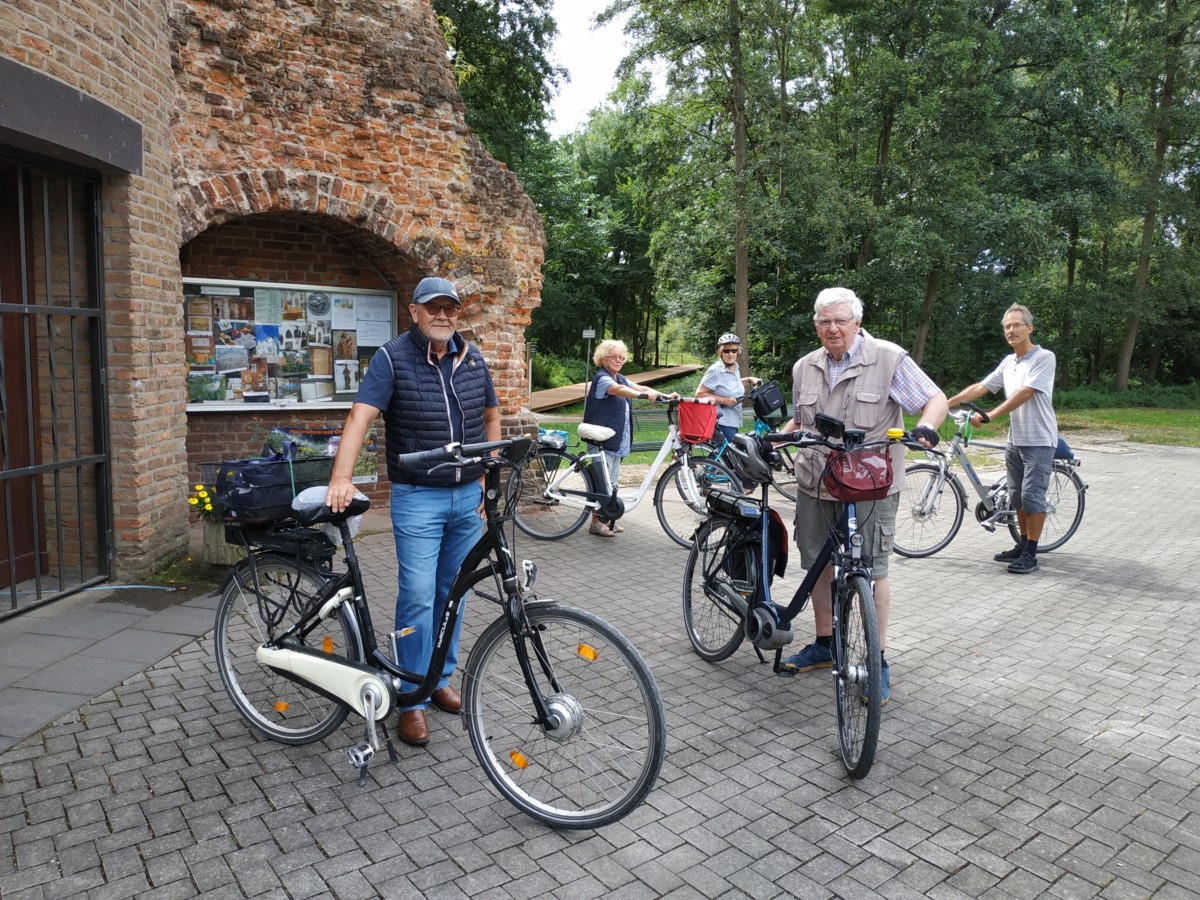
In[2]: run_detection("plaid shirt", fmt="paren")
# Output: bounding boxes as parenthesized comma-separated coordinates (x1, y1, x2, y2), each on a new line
(825, 332, 939, 415)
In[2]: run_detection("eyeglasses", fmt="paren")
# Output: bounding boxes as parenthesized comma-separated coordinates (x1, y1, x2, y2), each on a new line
(720, 348, 739, 354)
(606, 354, 627, 361)
(1002, 323, 1028, 332)
(814, 317, 854, 329)
(422, 304, 459, 318)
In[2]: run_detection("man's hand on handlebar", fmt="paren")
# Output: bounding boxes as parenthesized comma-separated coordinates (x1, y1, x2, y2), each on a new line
(911, 424, 940, 449)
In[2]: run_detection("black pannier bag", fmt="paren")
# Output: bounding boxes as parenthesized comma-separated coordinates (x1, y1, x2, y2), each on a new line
(751, 380, 787, 424)
(208, 455, 336, 523)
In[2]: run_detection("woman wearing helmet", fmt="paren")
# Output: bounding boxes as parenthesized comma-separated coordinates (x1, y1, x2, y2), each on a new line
(696, 332, 762, 441)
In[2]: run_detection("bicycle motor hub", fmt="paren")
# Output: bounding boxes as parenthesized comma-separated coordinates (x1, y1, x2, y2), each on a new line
(745, 606, 793, 651)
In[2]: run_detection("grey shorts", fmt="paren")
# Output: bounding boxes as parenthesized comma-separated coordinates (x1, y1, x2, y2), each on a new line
(1006, 444, 1055, 514)
(794, 492, 899, 578)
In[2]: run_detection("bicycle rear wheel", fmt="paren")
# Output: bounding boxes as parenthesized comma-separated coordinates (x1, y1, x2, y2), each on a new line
(507, 448, 592, 540)
(892, 463, 965, 558)
(770, 444, 799, 502)
(1006, 463, 1085, 552)
(214, 554, 359, 744)
(462, 604, 666, 829)
(654, 456, 742, 548)
(832, 574, 880, 779)
(682, 517, 748, 661)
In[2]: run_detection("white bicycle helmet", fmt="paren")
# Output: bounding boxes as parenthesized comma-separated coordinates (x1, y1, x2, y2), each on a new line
(723, 433, 772, 486)
(716, 332, 741, 348)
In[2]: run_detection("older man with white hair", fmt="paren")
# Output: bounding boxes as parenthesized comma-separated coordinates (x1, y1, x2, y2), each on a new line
(776, 287, 948, 705)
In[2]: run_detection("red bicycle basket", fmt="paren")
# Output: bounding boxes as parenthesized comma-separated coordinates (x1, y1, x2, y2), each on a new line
(677, 402, 718, 445)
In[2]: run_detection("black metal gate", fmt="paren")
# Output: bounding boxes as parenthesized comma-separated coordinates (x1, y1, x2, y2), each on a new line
(0, 153, 111, 618)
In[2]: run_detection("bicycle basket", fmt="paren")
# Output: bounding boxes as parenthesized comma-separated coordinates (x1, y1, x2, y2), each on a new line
(821, 449, 893, 502)
(206, 456, 336, 523)
(751, 380, 787, 423)
(677, 401, 718, 445)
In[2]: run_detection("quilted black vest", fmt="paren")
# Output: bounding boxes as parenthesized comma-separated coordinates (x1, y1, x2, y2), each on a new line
(381, 323, 492, 485)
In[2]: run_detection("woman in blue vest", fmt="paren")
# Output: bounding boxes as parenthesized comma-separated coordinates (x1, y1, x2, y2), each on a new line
(582, 339, 675, 536)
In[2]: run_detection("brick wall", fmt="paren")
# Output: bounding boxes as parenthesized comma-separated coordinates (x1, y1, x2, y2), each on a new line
(3, 0, 545, 580)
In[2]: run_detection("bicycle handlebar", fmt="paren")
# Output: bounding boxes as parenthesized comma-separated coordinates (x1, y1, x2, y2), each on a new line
(760, 428, 927, 454)
(952, 400, 990, 424)
(392, 437, 533, 472)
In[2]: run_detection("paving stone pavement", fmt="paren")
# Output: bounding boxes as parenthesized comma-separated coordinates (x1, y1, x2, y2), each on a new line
(2, 438, 1198, 899)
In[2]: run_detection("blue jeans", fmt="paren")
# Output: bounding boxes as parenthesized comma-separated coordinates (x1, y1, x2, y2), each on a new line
(390, 480, 483, 710)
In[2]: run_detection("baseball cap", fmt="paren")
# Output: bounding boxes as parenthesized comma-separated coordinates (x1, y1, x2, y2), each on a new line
(412, 277, 461, 305)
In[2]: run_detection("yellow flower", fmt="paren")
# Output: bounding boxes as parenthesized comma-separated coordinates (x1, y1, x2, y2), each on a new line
(189, 497, 199, 506)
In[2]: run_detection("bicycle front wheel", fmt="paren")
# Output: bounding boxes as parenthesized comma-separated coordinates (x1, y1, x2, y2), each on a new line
(462, 604, 666, 829)
(1007, 463, 1085, 552)
(892, 463, 965, 558)
(833, 574, 881, 779)
(507, 448, 592, 540)
(770, 444, 799, 502)
(214, 555, 360, 745)
(654, 456, 742, 549)
(682, 517, 748, 661)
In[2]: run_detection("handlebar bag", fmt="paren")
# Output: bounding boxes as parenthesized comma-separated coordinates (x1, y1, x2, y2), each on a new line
(822, 449, 893, 502)
(751, 380, 787, 423)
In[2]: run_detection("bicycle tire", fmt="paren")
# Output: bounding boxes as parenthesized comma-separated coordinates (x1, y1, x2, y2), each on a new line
(769, 444, 799, 502)
(1006, 463, 1085, 552)
(833, 574, 880, 779)
(654, 456, 743, 549)
(682, 517, 749, 662)
(462, 604, 666, 829)
(892, 463, 965, 558)
(214, 554, 360, 745)
(506, 447, 593, 540)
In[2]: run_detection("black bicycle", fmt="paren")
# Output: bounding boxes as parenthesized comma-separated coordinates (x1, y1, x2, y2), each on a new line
(212, 437, 666, 829)
(681, 416, 923, 779)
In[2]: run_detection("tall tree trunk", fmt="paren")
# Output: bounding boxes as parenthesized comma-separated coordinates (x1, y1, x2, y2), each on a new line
(1061, 220, 1079, 390)
(912, 268, 938, 364)
(1116, 0, 1178, 391)
(728, 0, 749, 374)
(855, 41, 906, 270)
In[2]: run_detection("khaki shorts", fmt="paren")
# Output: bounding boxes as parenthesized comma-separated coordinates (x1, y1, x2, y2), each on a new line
(793, 492, 899, 578)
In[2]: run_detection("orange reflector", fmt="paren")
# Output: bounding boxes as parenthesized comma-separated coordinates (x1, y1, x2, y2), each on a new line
(323, 636, 334, 654)
(509, 749, 529, 769)
(577, 643, 598, 661)
(274, 701, 289, 714)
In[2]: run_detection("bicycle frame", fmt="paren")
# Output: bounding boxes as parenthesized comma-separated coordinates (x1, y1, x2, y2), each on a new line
(537, 407, 705, 514)
(245, 441, 559, 737)
(909, 413, 1011, 527)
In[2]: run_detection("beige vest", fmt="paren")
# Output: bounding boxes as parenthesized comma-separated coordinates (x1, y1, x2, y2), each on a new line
(791, 329, 908, 497)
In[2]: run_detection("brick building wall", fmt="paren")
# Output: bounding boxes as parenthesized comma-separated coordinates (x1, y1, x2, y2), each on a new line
(3, 0, 545, 581)
(2, 1, 191, 575)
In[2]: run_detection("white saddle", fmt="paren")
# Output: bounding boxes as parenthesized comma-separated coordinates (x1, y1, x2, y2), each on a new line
(577, 423, 616, 444)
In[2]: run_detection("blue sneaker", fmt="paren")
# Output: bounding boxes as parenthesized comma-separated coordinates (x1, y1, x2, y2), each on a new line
(780, 642, 833, 672)
(862, 664, 890, 706)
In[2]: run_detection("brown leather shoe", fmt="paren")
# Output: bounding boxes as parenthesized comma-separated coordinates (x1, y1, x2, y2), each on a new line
(430, 685, 461, 713)
(396, 709, 429, 746)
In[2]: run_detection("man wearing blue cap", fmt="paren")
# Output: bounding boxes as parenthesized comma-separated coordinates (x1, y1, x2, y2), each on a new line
(326, 276, 500, 747)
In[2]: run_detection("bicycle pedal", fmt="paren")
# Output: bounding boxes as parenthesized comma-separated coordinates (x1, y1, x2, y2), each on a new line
(347, 741, 375, 768)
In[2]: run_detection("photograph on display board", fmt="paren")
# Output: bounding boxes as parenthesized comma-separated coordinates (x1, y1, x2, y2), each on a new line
(215, 345, 250, 375)
(187, 315, 212, 334)
(280, 325, 308, 352)
(279, 350, 311, 378)
(307, 317, 331, 347)
(254, 324, 280, 362)
(335, 359, 361, 393)
(187, 372, 224, 403)
(187, 297, 212, 318)
(187, 334, 215, 369)
(334, 329, 357, 361)
(281, 291, 306, 321)
(309, 345, 333, 378)
(218, 320, 257, 349)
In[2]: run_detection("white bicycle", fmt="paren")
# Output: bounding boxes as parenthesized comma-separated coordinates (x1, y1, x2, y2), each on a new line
(507, 397, 743, 548)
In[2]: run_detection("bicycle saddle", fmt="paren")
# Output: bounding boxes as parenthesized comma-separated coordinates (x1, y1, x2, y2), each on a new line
(291, 494, 371, 527)
(578, 423, 615, 444)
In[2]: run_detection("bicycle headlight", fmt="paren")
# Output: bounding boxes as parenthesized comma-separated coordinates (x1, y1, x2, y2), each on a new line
(850, 533, 864, 548)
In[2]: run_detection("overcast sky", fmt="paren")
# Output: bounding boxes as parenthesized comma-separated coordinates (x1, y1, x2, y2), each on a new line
(547, 2, 629, 137)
